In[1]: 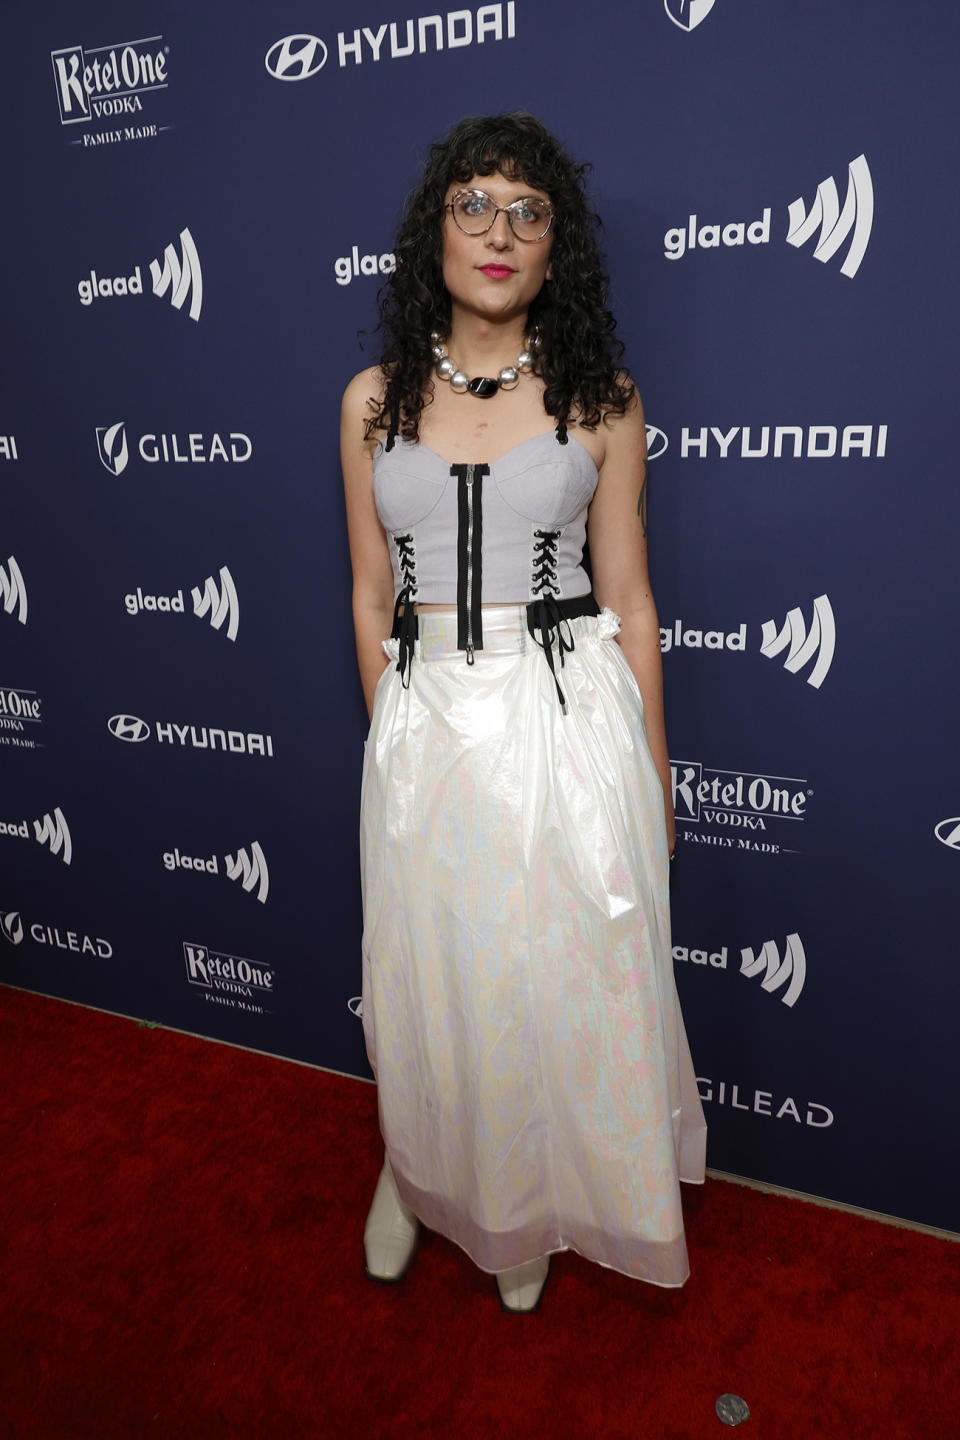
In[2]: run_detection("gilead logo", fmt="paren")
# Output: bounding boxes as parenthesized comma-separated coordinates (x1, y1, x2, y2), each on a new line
(1, 908, 112, 958)
(696, 1077, 834, 1127)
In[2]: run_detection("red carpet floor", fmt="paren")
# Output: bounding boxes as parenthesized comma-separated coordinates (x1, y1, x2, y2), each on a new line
(2, 984, 958, 1439)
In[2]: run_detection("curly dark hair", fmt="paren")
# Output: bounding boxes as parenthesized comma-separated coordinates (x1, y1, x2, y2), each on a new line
(366, 112, 633, 448)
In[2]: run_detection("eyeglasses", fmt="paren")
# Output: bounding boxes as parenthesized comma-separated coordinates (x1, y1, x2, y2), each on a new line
(446, 189, 554, 242)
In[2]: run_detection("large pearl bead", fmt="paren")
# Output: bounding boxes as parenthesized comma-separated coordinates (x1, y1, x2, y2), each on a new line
(436, 357, 456, 379)
(449, 370, 469, 393)
(497, 367, 520, 390)
(516, 350, 535, 373)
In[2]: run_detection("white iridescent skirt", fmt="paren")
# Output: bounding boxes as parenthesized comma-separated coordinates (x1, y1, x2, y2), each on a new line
(360, 605, 706, 1287)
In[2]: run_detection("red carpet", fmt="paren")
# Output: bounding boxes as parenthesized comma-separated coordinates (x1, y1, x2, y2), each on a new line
(2, 984, 957, 1439)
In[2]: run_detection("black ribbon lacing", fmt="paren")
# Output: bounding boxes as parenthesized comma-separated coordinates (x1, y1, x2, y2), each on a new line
(529, 527, 572, 709)
(391, 533, 418, 687)
(528, 592, 577, 712)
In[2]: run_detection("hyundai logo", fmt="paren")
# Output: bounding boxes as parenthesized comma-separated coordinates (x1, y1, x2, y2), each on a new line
(108, 714, 150, 742)
(934, 817, 960, 851)
(265, 35, 328, 80)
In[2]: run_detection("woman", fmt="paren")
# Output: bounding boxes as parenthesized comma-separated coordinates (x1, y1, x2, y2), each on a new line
(341, 113, 705, 1313)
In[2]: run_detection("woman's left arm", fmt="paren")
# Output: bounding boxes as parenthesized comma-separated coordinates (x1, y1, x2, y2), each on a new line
(587, 391, 675, 854)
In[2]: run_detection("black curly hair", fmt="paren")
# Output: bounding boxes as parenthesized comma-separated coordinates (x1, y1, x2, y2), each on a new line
(366, 112, 633, 449)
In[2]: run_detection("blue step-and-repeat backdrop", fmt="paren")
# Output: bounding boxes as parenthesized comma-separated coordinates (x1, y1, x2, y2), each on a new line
(3, 1, 958, 1233)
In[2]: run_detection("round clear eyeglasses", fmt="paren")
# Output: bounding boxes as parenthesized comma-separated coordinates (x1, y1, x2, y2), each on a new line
(446, 189, 554, 242)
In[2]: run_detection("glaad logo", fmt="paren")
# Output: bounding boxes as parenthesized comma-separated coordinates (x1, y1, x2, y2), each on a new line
(96, 423, 252, 473)
(671, 758, 810, 855)
(107, 713, 274, 758)
(347, 995, 364, 1018)
(760, 595, 835, 690)
(674, 931, 807, 1005)
(34, 809, 73, 865)
(0, 556, 28, 625)
(664, 155, 874, 279)
(1, 907, 112, 958)
(334, 247, 396, 286)
(696, 1076, 834, 1128)
(786, 154, 874, 280)
(934, 818, 960, 851)
(265, 35, 328, 79)
(164, 842, 270, 904)
(124, 566, 239, 642)
(1, 808, 73, 865)
(740, 934, 806, 1007)
(78, 228, 202, 321)
(97, 421, 128, 475)
(266, 4, 516, 76)
(51, 36, 168, 127)
(192, 567, 239, 641)
(665, 0, 716, 31)
(225, 844, 270, 904)
(661, 596, 836, 689)
(1, 910, 24, 945)
(150, 229, 203, 321)
(184, 942, 274, 1014)
(0, 436, 18, 461)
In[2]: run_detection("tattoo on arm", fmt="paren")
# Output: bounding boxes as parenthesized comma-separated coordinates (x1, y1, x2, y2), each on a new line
(637, 466, 648, 538)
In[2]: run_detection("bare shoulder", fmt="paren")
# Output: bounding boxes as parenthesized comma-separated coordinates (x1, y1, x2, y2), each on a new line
(591, 377, 645, 476)
(341, 365, 386, 428)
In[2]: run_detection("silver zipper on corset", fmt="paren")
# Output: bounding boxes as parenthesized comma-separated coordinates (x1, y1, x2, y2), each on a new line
(465, 466, 475, 663)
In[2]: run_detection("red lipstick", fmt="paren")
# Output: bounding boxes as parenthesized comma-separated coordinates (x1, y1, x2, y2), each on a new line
(479, 264, 515, 279)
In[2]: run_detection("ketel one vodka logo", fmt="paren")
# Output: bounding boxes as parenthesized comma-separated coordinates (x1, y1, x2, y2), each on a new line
(51, 36, 169, 125)
(124, 566, 239, 642)
(671, 759, 810, 852)
(96, 422, 252, 476)
(163, 842, 270, 904)
(664, 155, 874, 279)
(0, 807, 72, 865)
(78, 227, 202, 322)
(183, 943, 275, 1012)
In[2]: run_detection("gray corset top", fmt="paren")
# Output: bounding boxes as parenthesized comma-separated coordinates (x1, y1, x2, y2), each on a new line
(372, 429, 599, 607)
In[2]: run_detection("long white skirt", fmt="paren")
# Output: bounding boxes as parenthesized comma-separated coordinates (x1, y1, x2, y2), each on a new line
(360, 605, 706, 1286)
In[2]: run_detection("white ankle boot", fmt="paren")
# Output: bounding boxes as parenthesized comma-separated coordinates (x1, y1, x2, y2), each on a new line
(363, 1160, 420, 1281)
(495, 1256, 550, 1313)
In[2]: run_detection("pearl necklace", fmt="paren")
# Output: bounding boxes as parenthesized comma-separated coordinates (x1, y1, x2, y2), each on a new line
(431, 331, 537, 398)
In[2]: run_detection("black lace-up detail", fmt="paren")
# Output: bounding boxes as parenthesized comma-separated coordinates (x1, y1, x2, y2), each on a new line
(531, 528, 562, 599)
(391, 533, 418, 687)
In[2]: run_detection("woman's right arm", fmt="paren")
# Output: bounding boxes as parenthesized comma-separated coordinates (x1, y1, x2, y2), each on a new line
(341, 370, 395, 722)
